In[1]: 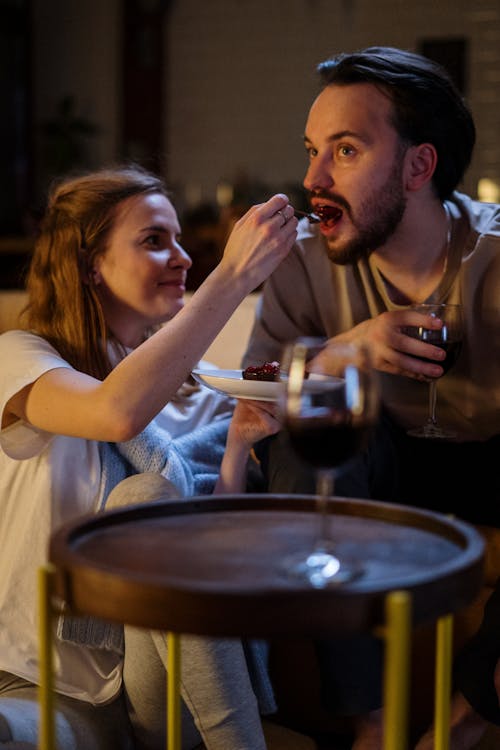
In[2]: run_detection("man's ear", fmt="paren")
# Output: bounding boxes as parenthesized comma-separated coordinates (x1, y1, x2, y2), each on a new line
(404, 143, 437, 192)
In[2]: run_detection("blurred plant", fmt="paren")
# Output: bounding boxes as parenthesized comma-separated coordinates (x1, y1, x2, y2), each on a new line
(41, 95, 98, 178)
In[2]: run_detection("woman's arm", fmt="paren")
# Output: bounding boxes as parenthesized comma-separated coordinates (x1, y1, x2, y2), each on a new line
(7, 196, 297, 441)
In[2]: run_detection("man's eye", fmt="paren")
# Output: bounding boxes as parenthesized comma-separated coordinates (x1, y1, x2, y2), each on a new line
(338, 144, 355, 157)
(145, 235, 160, 247)
(305, 146, 318, 159)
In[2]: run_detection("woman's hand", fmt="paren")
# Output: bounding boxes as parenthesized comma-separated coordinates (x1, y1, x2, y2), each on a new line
(214, 399, 281, 494)
(229, 399, 281, 449)
(218, 194, 298, 294)
(334, 309, 447, 381)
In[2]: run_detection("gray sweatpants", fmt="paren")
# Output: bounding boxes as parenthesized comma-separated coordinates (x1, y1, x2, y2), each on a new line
(109, 473, 268, 750)
(123, 628, 267, 750)
(0, 670, 134, 749)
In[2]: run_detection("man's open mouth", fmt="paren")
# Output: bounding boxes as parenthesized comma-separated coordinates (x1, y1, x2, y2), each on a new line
(314, 204, 343, 228)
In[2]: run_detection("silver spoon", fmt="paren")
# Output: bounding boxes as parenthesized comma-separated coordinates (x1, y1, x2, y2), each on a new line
(293, 208, 321, 224)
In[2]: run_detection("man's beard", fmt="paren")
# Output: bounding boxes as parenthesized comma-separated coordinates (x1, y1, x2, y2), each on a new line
(321, 157, 407, 266)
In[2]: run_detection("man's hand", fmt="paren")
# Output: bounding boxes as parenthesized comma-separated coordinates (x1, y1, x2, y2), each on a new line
(335, 309, 446, 381)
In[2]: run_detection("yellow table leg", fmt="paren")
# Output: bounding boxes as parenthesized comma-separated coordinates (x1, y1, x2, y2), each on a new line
(383, 590, 412, 750)
(167, 631, 181, 750)
(433, 614, 453, 750)
(38, 564, 56, 750)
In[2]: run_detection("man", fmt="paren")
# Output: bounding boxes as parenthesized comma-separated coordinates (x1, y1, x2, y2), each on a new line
(243, 47, 500, 748)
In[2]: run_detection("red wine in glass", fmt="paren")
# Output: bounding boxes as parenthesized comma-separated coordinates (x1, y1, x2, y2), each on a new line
(403, 303, 463, 439)
(406, 338, 462, 376)
(279, 338, 379, 587)
(285, 413, 372, 470)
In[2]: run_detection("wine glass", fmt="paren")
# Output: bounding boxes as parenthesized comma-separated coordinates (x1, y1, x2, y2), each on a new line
(278, 337, 380, 587)
(404, 303, 463, 440)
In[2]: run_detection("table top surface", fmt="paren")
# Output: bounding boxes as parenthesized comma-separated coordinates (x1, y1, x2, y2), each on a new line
(49, 494, 485, 637)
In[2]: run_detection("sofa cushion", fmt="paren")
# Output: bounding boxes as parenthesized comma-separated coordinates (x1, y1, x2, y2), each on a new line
(0, 292, 27, 334)
(0, 290, 259, 370)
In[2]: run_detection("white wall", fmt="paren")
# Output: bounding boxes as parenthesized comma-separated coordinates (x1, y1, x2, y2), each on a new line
(32, 0, 122, 193)
(165, 0, 500, 205)
(31, 0, 500, 205)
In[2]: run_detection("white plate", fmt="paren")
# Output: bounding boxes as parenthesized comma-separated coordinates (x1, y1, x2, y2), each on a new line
(192, 368, 284, 402)
(192, 368, 344, 402)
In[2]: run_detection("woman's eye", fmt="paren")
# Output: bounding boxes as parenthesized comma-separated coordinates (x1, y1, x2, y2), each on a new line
(144, 234, 161, 247)
(306, 147, 318, 159)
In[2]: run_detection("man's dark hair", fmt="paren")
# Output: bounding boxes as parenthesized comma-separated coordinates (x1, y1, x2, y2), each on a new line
(317, 46, 476, 200)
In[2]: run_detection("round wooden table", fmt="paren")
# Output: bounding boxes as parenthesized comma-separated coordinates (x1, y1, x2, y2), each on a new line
(40, 494, 485, 750)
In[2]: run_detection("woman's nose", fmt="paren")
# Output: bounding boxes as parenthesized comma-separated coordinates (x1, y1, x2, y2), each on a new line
(168, 243, 192, 269)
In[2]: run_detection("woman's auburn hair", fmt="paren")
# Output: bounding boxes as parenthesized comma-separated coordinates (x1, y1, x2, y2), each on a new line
(22, 164, 168, 380)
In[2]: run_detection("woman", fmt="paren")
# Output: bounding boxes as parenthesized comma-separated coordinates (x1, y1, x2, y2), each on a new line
(0, 165, 298, 748)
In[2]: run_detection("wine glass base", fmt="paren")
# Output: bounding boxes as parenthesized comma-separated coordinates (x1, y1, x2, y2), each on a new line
(285, 549, 363, 588)
(407, 424, 457, 440)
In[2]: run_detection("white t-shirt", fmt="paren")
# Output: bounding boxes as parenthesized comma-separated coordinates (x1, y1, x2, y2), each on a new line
(0, 329, 233, 704)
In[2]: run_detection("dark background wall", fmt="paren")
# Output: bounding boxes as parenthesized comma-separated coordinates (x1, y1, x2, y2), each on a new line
(2, 0, 500, 288)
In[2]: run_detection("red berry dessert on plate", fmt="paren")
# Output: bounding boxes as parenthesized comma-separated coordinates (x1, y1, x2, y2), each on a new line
(242, 361, 280, 381)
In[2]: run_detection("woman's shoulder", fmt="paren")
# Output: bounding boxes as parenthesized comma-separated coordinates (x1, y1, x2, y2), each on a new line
(0, 329, 34, 358)
(0, 329, 61, 355)
(0, 330, 72, 378)
(1, 328, 41, 343)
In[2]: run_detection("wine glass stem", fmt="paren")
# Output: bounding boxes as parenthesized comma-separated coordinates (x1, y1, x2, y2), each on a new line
(315, 468, 335, 552)
(428, 380, 438, 426)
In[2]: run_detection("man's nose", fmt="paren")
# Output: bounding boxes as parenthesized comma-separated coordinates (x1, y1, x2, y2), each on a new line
(303, 155, 333, 193)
